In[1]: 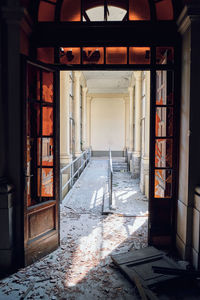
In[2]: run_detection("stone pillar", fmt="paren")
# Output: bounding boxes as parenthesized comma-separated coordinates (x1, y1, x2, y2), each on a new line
(132, 71, 142, 179)
(140, 72, 150, 197)
(82, 87, 88, 150)
(60, 71, 72, 164)
(74, 71, 82, 157)
(128, 87, 134, 164)
(87, 96, 92, 149)
(124, 96, 130, 152)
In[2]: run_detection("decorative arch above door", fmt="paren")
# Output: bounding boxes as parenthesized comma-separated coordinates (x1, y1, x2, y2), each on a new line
(36, 0, 175, 22)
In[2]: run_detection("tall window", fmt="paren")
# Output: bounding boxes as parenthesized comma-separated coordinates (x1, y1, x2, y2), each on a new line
(38, 0, 174, 22)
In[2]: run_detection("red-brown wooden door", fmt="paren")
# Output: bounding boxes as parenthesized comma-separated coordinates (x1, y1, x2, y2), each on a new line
(149, 66, 176, 247)
(23, 60, 60, 266)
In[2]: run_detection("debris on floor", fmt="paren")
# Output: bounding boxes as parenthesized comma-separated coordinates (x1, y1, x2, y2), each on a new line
(103, 157, 148, 216)
(0, 159, 147, 300)
(0, 158, 199, 299)
(111, 246, 200, 299)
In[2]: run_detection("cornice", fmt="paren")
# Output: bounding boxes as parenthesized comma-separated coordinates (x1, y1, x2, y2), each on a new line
(177, 3, 200, 35)
(88, 93, 128, 98)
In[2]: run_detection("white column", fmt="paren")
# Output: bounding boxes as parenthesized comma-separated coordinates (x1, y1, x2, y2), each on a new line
(134, 71, 142, 155)
(140, 72, 150, 196)
(144, 71, 150, 197)
(132, 71, 142, 178)
(128, 87, 134, 152)
(74, 71, 82, 157)
(60, 71, 72, 164)
(87, 96, 92, 149)
(82, 87, 88, 150)
(144, 71, 150, 159)
(124, 96, 130, 150)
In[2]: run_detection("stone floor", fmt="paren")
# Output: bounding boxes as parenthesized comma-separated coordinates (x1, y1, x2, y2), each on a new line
(112, 172, 148, 216)
(0, 159, 148, 300)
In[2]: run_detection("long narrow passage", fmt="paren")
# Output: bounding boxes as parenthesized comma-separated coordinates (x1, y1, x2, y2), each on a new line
(0, 158, 148, 300)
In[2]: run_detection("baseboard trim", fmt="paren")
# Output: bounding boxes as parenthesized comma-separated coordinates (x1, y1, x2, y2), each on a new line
(92, 150, 124, 157)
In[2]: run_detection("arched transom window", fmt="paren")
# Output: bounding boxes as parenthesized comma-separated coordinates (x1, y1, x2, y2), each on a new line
(37, 0, 174, 22)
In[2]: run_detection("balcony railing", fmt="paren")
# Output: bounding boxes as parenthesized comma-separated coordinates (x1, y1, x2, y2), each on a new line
(60, 148, 91, 202)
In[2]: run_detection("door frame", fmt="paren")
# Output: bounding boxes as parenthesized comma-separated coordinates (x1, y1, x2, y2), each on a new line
(55, 44, 180, 248)
(21, 40, 180, 267)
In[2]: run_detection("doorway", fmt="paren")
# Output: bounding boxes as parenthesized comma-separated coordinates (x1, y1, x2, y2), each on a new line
(60, 69, 150, 213)
(23, 42, 178, 265)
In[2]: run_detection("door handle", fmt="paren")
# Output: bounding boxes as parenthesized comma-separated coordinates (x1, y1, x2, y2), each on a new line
(25, 174, 34, 177)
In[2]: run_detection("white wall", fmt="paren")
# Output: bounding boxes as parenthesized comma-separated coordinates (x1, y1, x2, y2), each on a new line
(90, 97, 125, 151)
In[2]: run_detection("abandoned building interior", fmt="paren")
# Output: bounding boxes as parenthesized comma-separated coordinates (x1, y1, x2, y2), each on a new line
(60, 70, 150, 197)
(1, 0, 200, 298)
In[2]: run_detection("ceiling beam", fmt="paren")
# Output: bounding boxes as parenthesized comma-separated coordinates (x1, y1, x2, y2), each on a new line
(32, 21, 179, 47)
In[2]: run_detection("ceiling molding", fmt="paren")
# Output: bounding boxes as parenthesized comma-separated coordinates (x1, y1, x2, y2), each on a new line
(88, 93, 128, 98)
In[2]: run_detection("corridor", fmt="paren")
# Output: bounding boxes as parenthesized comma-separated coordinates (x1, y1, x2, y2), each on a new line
(0, 159, 148, 300)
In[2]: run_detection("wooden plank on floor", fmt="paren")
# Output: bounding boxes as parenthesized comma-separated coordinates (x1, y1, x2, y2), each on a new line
(111, 246, 182, 287)
(111, 246, 164, 265)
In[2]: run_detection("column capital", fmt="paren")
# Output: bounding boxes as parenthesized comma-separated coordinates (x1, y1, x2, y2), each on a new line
(134, 71, 142, 80)
(74, 71, 82, 80)
(178, 2, 200, 35)
(128, 86, 134, 93)
(60, 71, 69, 83)
(82, 87, 88, 94)
(87, 96, 93, 101)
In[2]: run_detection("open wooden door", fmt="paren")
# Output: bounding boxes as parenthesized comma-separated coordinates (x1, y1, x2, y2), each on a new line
(149, 64, 176, 248)
(23, 60, 60, 266)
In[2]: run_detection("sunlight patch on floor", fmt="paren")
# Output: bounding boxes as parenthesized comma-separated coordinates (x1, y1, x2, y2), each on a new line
(64, 215, 147, 287)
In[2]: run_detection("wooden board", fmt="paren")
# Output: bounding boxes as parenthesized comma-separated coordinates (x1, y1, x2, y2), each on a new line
(111, 246, 182, 288)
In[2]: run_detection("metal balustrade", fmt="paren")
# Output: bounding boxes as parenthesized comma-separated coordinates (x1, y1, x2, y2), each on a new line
(60, 149, 91, 202)
(108, 149, 113, 208)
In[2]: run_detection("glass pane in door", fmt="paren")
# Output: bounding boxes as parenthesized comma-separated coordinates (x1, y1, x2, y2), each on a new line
(42, 107, 53, 136)
(26, 66, 55, 206)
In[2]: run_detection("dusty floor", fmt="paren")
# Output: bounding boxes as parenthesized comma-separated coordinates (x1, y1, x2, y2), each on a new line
(112, 172, 148, 216)
(0, 159, 148, 300)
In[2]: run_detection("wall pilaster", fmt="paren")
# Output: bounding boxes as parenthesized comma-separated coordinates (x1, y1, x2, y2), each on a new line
(86, 96, 92, 149)
(74, 71, 82, 157)
(132, 71, 142, 179)
(60, 71, 72, 164)
(82, 87, 88, 150)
